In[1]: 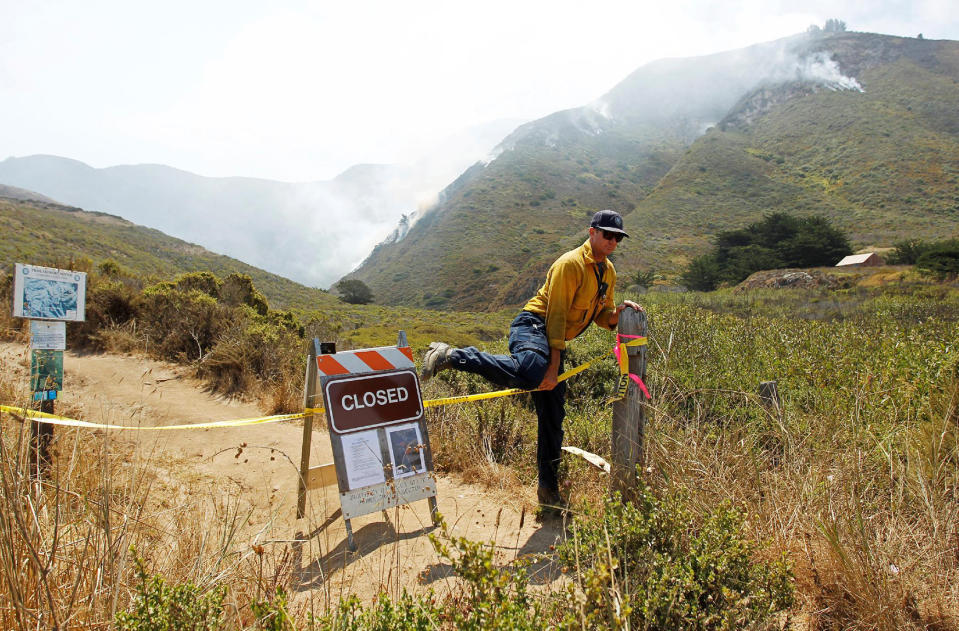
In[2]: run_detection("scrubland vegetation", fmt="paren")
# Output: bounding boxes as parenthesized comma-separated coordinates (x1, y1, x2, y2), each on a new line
(2, 258, 957, 628)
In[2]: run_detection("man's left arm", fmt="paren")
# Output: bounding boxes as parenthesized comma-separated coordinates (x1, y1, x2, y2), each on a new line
(607, 300, 644, 327)
(595, 278, 644, 329)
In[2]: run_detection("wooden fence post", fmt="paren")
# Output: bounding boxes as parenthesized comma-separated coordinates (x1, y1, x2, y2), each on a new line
(759, 380, 781, 413)
(611, 308, 647, 496)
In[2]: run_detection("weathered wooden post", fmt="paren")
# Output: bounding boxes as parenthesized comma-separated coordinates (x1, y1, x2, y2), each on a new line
(297, 338, 322, 519)
(30, 398, 55, 478)
(611, 308, 647, 496)
(759, 380, 781, 413)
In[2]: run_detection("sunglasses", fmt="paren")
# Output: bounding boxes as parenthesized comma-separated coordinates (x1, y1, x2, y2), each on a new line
(601, 229, 625, 243)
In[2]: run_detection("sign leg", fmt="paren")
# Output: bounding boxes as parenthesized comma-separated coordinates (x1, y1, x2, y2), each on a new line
(344, 518, 357, 552)
(297, 339, 320, 519)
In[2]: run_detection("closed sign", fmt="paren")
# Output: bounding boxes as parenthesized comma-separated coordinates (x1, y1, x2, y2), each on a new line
(325, 369, 423, 433)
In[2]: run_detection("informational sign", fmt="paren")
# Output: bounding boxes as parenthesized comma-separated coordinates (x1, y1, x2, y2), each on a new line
(325, 370, 423, 433)
(13, 264, 87, 321)
(31, 349, 64, 392)
(30, 320, 67, 350)
(340, 429, 386, 489)
(340, 473, 436, 520)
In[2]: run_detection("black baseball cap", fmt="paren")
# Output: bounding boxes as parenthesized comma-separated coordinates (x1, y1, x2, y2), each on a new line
(590, 209, 629, 237)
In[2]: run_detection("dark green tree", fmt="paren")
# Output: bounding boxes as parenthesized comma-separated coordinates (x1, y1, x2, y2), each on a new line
(334, 279, 374, 304)
(887, 238, 930, 265)
(777, 215, 851, 267)
(681, 255, 722, 291)
(682, 213, 851, 290)
(916, 239, 959, 279)
(721, 245, 783, 284)
(824, 18, 847, 32)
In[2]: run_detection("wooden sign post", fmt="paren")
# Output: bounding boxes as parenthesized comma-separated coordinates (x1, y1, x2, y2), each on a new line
(13, 264, 86, 478)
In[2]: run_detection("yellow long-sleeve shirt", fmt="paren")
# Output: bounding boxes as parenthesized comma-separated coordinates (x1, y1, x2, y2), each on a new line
(523, 240, 617, 351)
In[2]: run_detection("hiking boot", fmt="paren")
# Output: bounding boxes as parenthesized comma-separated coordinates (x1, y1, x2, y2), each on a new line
(537, 485, 565, 510)
(421, 342, 453, 381)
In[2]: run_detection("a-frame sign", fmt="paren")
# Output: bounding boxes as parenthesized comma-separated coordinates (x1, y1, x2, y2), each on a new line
(297, 333, 438, 551)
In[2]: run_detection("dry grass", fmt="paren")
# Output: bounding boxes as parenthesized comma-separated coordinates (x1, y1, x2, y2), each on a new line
(640, 377, 959, 630)
(0, 363, 310, 629)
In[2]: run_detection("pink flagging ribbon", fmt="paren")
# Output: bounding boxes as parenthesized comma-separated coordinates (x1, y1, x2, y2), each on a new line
(614, 335, 651, 400)
(630, 373, 651, 399)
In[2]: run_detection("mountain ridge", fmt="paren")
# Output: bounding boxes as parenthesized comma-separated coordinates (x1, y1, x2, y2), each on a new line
(348, 30, 959, 310)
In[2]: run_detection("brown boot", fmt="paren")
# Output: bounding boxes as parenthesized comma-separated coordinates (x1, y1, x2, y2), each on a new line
(421, 342, 453, 381)
(537, 485, 565, 510)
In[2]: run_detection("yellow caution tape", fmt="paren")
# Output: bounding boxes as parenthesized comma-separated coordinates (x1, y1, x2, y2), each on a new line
(0, 404, 308, 430)
(1, 337, 647, 430)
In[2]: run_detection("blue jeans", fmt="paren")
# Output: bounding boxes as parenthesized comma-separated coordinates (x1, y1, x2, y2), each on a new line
(448, 311, 567, 492)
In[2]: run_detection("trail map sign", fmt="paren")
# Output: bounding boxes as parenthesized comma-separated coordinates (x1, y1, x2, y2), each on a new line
(13, 264, 87, 321)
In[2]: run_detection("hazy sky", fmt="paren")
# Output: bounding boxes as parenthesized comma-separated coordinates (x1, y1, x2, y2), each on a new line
(2, 0, 957, 183)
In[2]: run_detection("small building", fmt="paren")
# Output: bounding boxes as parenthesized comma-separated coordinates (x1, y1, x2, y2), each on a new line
(836, 253, 884, 267)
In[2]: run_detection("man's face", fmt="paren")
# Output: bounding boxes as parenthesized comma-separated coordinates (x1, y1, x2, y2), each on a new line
(589, 227, 623, 259)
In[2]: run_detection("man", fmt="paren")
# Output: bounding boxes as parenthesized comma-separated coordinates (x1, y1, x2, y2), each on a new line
(421, 209, 642, 509)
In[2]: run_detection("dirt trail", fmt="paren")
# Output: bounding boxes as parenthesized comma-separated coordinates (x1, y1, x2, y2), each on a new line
(0, 342, 564, 602)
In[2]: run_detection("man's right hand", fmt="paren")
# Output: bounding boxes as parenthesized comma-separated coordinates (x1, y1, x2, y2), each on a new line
(538, 349, 562, 390)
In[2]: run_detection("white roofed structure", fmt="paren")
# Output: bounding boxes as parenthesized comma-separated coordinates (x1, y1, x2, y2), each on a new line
(836, 253, 884, 267)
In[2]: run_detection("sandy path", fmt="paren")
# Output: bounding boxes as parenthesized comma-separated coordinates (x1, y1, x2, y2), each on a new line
(0, 342, 564, 602)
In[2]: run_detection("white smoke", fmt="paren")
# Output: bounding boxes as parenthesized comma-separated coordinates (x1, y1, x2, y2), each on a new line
(793, 52, 864, 91)
(587, 98, 613, 119)
(762, 49, 864, 92)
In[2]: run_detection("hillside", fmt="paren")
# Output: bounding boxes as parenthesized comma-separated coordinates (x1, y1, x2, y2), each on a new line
(0, 196, 337, 311)
(348, 31, 959, 310)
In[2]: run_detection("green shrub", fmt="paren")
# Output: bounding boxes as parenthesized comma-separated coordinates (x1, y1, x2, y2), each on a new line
(311, 516, 543, 630)
(250, 587, 295, 630)
(428, 516, 543, 631)
(115, 556, 225, 631)
(221, 272, 269, 315)
(138, 284, 228, 361)
(312, 592, 437, 630)
(175, 271, 222, 298)
(558, 487, 794, 630)
(197, 307, 303, 400)
(70, 277, 139, 350)
(97, 258, 123, 278)
(887, 238, 929, 264)
(916, 238, 959, 279)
